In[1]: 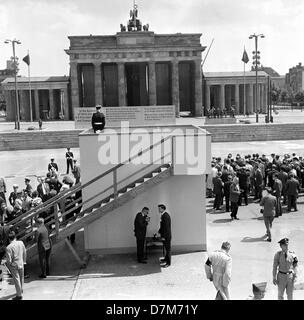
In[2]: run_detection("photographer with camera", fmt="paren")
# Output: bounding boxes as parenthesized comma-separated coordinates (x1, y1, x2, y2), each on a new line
(260, 187, 277, 242)
(134, 207, 150, 264)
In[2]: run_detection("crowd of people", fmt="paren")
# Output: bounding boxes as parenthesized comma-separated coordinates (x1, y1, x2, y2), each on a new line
(0, 148, 82, 299)
(205, 152, 302, 300)
(207, 152, 303, 222)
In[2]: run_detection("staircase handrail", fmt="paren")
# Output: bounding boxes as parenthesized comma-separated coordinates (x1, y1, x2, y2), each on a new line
(8, 135, 173, 231)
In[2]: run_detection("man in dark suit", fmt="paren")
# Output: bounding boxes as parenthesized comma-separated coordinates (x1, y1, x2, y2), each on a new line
(285, 173, 300, 212)
(213, 172, 223, 210)
(134, 207, 150, 263)
(91, 105, 105, 133)
(36, 177, 50, 202)
(158, 204, 171, 268)
(35, 218, 52, 278)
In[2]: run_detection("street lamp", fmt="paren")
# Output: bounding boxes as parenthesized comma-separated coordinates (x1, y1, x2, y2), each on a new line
(249, 33, 265, 123)
(4, 38, 21, 130)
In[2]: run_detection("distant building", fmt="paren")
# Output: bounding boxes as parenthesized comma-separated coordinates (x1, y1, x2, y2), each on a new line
(1, 76, 70, 121)
(203, 71, 268, 115)
(65, 6, 206, 118)
(286, 62, 304, 94)
(0, 61, 15, 110)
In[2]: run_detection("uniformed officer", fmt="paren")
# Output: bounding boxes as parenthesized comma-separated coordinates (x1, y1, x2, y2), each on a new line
(205, 241, 232, 300)
(91, 105, 105, 133)
(273, 238, 298, 300)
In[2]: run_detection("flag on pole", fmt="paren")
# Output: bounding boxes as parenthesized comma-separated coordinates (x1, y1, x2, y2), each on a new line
(23, 54, 30, 66)
(241, 48, 249, 64)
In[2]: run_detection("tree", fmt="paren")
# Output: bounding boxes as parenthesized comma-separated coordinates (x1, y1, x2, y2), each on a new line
(295, 91, 304, 103)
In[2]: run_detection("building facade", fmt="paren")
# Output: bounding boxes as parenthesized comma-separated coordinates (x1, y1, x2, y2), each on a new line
(203, 71, 269, 115)
(65, 9, 206, 118)
(286, 62, 304, 94)
(1, 76, 70, 121)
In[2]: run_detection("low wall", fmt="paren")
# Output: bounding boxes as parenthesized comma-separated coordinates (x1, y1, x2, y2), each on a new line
(1, 123, 304, 151)
(0, 129, 81, 151)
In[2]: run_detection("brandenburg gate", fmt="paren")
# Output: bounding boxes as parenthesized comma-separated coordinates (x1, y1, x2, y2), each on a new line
(65, 5, 206, 118)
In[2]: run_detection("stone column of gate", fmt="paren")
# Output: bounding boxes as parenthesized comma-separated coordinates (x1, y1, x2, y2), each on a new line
(205, 84, 211, 110)
(248, 83, 254, 114)
(49, 89, 55, 119)
(235, 84, 240, 114)
(148, 61, 157, 106)
(61, 88, 70, 120)
(4, 91, 14, 121)
(19, 90, 27, 121)
(117, 62, 126, 106)
(94, 63, 103, 106)
(220, 84, 225, 111)
(70, 62, 79, 119)
(34, 89, 40, 120)
(260, 84, 265, 113)
(194, 59, 203, 116)
(171, 59, 180, 117)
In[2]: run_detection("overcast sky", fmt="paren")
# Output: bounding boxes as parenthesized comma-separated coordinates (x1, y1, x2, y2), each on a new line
(0, 0, 303, 77)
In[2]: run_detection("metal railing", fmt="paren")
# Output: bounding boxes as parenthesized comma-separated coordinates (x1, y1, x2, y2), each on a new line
(8, 135, 174, 248)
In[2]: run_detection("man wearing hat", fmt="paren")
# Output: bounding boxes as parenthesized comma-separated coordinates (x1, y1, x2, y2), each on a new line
(24, 177, 33, 197)
(273, 238, 298, 300)
(8, 184, 19, 207)
(91, 105, 105, 133)
(205, 241, 232, 300)
(48, 158, 58, 173)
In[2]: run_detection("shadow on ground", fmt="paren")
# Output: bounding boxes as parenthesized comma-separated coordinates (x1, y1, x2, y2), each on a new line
(241, 235, 268, 242)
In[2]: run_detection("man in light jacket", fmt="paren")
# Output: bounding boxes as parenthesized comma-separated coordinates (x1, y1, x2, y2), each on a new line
(205, 241, 232, 300)
(5, 231, 27, 300)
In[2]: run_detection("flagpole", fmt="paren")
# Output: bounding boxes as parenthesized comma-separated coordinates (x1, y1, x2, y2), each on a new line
(27, 50, 33, 122)
(243, 59, 246, 116)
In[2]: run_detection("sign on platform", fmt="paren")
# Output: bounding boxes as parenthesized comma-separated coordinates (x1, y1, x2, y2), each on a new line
(74, 106, 176, 129)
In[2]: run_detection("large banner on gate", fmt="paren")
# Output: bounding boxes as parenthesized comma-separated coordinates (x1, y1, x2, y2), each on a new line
(74, 105, 176, 129)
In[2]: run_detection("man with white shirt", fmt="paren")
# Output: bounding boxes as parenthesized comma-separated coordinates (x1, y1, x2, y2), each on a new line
(205, 241, 232, 300)
(5, 231, 27, 300)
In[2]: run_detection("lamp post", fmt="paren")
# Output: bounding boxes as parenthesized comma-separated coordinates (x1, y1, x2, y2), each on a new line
(4, 38, 21, 130)
(249, 33, 265, 123)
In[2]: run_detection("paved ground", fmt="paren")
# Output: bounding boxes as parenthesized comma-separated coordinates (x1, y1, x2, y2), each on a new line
(1, 109, 304, 133)
(1, 194, 304, 300)
(1, 113, 304, 300)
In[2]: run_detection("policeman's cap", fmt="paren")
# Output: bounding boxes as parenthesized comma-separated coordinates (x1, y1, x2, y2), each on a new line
(252, 282, 267, 293)
(278, 238, 289, 245)
(95, 105, 102, 110)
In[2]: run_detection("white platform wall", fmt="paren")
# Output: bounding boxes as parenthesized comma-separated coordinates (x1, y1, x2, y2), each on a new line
(84, 175, 206, 254)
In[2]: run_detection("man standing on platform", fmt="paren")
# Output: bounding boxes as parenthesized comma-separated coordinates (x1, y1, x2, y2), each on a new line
(134, 207, 150, 264)
(91, 105, 106, 133)
(158, 204, 171, 268)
